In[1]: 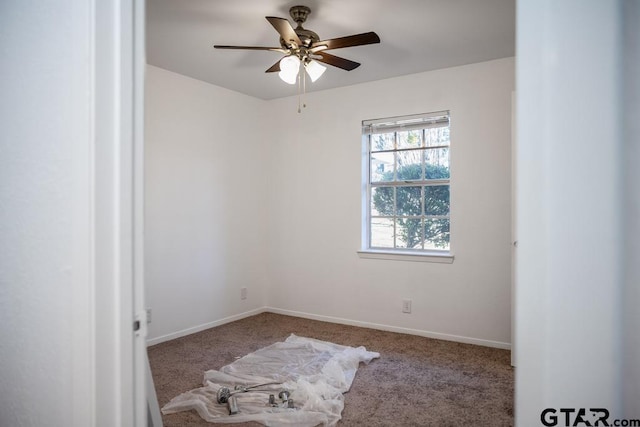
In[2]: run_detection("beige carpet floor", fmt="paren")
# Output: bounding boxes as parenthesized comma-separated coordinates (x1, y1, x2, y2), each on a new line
(147, 312, 513, 426)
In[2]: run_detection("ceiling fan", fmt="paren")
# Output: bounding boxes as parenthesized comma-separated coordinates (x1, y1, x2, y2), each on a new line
(213, 5, 381, 85)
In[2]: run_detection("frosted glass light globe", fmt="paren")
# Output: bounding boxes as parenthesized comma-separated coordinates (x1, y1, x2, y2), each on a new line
(304, 60, 326, 82)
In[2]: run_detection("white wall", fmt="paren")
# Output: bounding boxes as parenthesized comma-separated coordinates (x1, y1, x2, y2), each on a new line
(145, 66, 270, 343)
(267, 58, 515, 347)
(0, 3, 94, 425)
(622, 1, 640, 416)
(0, 5, 90, 426)
(515, 0, 638, 423)
(145, 58, 514, 347)
(1, 1, 140, 426)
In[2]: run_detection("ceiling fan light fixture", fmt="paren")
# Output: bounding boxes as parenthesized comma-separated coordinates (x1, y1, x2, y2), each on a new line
(278, 69, 298, 84)
(304, 59, 326, 82)
(280, 55, 300, 72)
(213, 6, 380, 109)
(278, 55, 300, 84)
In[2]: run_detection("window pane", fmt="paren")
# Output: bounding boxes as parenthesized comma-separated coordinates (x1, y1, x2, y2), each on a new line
(424, 185, 449, 216)
(425, 126, 450, 147)
(371, 186, 394, 216)
(370, 218, 394, 248)
(396, 186, 422, 216)
(371, 151, 394, 182)
(395, 218, 422, 249)
(396, 150, 422, 181)
(371, 133, 394, 151)
(424, 218, 450, 250)
(397, 130, 422, 150)
(364, 112, 450, 254)
(425, 147, 450, 179)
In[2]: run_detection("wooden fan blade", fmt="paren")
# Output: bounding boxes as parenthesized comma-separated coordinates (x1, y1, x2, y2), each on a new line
(266, 16, 302, 47)
(265, 59, 282, 73)
(312, 32, 380, 51)
(214, 45, 286, 53)
(315, 52, 360, 71)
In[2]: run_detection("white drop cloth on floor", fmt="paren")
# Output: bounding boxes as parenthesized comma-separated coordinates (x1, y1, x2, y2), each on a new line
(161, 334, 379, 426)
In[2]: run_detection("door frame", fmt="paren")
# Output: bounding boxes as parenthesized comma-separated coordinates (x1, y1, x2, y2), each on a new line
(93, 1, 148, 425)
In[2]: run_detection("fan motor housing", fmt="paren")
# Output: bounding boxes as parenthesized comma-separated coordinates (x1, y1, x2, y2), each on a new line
(297, 28, 319, 45)
(280, 5, 318, 48)
(279, 29, 318, 49)
(290, 5, 311, 25)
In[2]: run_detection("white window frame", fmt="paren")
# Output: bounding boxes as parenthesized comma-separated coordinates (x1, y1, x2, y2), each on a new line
(359, 111, 454, 263)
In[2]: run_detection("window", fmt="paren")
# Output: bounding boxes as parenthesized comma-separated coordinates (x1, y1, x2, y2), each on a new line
(361, 111, 451, 258)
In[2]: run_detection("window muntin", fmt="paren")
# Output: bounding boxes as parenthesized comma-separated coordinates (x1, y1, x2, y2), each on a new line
(363, 111, 450, 253)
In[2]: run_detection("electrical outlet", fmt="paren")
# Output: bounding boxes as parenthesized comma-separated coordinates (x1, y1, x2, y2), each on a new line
(146, 308, 152, 324)
(402, 299, 412, 314)
(241, 287, 247, 300)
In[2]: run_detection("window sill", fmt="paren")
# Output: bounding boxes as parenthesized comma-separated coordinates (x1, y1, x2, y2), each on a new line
(357, 249, 454, 263)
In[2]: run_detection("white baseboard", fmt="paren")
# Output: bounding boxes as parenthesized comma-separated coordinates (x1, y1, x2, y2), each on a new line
(146, 306, 511, 350)
(265, 307, 512, 350)
(146, 307, 266, 346)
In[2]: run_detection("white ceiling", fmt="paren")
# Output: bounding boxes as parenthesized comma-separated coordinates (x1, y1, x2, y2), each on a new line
(146, 0, 515, 100)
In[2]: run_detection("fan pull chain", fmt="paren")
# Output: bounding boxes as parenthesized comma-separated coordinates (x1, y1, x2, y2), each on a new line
(302, 69, 307, 110)
(296, 63, 309, 113)
(297, 69, 302, 113)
